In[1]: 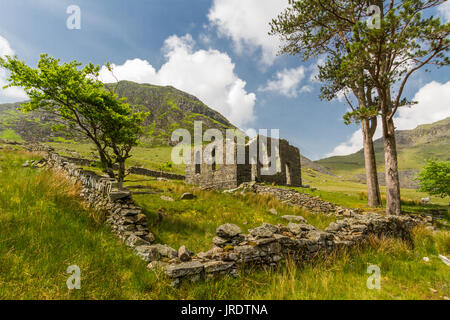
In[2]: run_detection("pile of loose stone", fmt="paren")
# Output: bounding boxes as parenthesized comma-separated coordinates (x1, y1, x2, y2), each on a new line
(23, 143, 432, 285)
(239, 182, 361, 216)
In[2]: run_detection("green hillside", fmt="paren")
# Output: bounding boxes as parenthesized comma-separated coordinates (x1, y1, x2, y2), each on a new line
(0, 81, 237, 146)
(111, 81, 237, 145)
(316, 118, 450, 188)
(1, 148, 449, 299)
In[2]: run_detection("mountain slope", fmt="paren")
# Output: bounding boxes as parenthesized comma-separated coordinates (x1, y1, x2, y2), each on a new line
(111, 81, 237, 145)
(316, 117, 450, 188)
(300, 155, 335, 176)
(0, 81, 237, 145)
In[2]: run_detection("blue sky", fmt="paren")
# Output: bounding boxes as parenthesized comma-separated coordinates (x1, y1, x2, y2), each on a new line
(0, 0, 449, 159)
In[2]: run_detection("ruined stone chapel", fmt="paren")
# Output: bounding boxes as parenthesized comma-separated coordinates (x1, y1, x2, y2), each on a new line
(186, 135, 302, 189)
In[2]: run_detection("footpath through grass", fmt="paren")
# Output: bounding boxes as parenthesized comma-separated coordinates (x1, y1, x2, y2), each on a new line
(0, 149, 449, 299)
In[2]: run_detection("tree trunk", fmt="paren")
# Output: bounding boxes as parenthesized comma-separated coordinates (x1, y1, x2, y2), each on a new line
(381, 114, 402, 215)
(361, 118, 382, 207)
(94, 145, 115, 179)
(117, 159, 126, 189)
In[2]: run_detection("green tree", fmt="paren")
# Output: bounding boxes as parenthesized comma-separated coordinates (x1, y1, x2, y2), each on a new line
(271, 0, 449, 214)
(270, 0, 383, 207)
(346, 0, 449, 215)
(417, 160, 450, 198)
(0, 54, 149, 187)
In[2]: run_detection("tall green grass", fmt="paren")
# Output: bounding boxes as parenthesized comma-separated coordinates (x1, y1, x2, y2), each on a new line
(0, 151, 165, 299)
(1, 150, 449, 299)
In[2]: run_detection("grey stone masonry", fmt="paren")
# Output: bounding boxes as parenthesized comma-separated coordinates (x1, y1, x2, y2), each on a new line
(241, 182, 361, 216)
(127, 166, 185, 181)
(186, 135, 302, 190)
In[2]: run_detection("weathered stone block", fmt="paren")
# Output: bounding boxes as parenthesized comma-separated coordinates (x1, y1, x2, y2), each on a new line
(178, 245, 192, 262)
(212, 236, 228, 247)
(216, 223, 242, 239)
(249, 223, 278, 238)
(125, 234, 151, 248)
(151, 244, 178, 259)
(203, 261, 235, 273)
(234, 245, 260, 262)
(134, 245, 159, 262)
(165, 261, 204, 278)
(281, 215, 307, 223)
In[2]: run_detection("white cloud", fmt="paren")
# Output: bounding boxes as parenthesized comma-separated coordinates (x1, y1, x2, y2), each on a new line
(325, 128, 381, 158)
(325, 81, 450, 157)
(99, 34, 256, 128)
(208, 0, 288, 65)
(0, 35, 28, 103)
(394, 81, 450, 130)
(0, 36, 14, 57)
(438, 1, 450, 22)
(100, 58, 157, 83)
(258, 66, 306, 97)
(299, 85, 313, 94)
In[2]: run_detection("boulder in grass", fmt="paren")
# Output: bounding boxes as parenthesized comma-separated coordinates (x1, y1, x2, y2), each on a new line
(281, 215, 307, 223)
(160, 195, 174, 202)
(180, 192, 196, 200)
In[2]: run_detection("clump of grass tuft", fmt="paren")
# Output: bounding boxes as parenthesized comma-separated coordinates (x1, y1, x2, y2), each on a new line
(358, 191, 368, 200)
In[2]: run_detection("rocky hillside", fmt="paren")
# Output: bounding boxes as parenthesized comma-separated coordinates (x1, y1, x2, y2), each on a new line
(316, 117, 450, 188)
(300, 155, 335, 176)
(0, 81, 237, 145)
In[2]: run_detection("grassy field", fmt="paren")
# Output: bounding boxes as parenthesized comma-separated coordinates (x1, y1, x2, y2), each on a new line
(316, 118, 450, 178)
(128, 179, 335, 253)
(300, 168, 450, 211)
(43, 141, 450, 208)
(46, 142, 186, 174)
(10, 139, 450, 229)
(315, 143, 449, 178)
(1, 148, 449, 300)
(0, 129, 24, 142)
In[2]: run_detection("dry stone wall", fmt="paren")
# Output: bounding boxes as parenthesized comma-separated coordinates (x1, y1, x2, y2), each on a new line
(21, 143, 430, 284)
(239, 182, 361, 216)
(163, 212, 422, 283)
(25, 143, 185, 181)
(127, 166, 185, 180)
